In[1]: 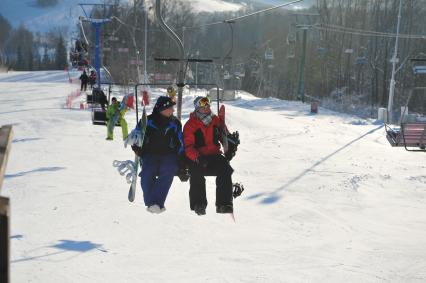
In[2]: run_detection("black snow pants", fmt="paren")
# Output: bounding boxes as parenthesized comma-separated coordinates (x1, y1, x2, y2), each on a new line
(188, 154, 234, 210)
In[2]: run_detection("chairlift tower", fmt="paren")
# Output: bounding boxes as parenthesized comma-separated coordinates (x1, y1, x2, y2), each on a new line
(79, 3, 114, 88)
(387, 0, 403, 124)
(293, 13, 319, 103)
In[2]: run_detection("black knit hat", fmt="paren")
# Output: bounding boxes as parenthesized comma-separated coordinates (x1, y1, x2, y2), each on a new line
(154, 96, 175, 113)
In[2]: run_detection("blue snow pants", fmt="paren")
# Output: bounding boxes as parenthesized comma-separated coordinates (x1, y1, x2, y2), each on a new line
(139, 153, 178, 208)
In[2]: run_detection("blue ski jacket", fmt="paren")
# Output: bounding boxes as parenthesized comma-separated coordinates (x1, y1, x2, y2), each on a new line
(137, 112, 184, 156)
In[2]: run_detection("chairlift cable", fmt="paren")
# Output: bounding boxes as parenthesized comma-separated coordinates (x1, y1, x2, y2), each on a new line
(315, 24, 426, 40)
(225, 0, 302, 23)
(182, 0, 303, 31)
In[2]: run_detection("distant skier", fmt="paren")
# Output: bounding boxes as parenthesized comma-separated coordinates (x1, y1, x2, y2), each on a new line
(131, 96, 186, 213)
(106, 97, 128, 141)
(183, 96, 234, 216)
(89, 70, 97, 89)
(79, 70, 89, 91)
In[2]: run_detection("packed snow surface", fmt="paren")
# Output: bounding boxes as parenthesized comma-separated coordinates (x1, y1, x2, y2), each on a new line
(1, 71, 426, 282)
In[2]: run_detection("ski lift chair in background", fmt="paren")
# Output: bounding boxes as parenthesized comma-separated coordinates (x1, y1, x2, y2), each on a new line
(91, 83, 135, 126)
(385, 59, 426, 151)
(91, 85, 110, 125)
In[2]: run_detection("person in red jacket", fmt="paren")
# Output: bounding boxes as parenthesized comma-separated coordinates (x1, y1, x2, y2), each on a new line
(89, 70, 97, 89)
(183, 96, 234, 216)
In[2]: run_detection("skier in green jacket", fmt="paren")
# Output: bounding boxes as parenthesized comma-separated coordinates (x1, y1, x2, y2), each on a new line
(106, 97, 128, 140)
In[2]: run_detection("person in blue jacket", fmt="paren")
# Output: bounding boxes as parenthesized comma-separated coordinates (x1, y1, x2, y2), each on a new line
(131, 96, 186, 214)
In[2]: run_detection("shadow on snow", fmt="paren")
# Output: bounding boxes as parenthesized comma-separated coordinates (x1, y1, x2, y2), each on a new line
(5, 166, 66, 178)
(245, 125, 384, 205)
(11, 240, 106, 263)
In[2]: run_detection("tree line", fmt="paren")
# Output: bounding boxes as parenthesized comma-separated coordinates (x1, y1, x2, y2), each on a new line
(90, 0, 426, 116)
(2, 0, 425, 116)
(0, 14, 67, 71)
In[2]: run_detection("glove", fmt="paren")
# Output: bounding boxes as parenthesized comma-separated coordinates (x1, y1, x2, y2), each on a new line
(177, 154, 189, 181)
(131, 145, 144, 157)
(177, 168, 190, 182)
(225, 131, 240, 161)
(177, 154, 187, 169)
(225, 146, 236, 161)
(196, 156, 208, 168)
(232, 183, 244, 198)
(124, 128, 142, 148)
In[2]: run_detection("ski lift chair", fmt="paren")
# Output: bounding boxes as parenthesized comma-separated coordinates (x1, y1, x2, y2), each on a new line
(91, 84, 133, 126)
(133, 83, 240, 179)
(91, 86, 111, 125)
(385, 59, 426, 151)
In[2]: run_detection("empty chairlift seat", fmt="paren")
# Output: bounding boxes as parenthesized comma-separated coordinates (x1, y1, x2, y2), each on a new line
(386, 123, 426, 151)
(385, 59, 426, 151)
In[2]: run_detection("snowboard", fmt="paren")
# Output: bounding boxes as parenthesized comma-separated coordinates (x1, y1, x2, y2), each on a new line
(109, 95, 129, 132)
(219, 104, 236, 221)
(219, 105, 230, 153)
(128, 106, 147, 202)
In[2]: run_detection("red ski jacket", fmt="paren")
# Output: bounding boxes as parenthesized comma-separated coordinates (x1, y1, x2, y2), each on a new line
(183, 112, 223, 162)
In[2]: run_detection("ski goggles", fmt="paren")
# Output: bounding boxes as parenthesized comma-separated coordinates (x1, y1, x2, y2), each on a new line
(197, 97, 211, 108)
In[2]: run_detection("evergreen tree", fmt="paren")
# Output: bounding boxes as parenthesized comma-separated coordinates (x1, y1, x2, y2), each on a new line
(35, 52, 42, 70)
(27, 48, 34, 71)
(42, 46, 50, 70)
(54, 35, 67, 69)
(0, 14, 12, 66)
(16, 46, 23, 70)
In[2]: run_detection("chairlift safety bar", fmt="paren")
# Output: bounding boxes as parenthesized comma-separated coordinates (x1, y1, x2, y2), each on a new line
(133, 83, 222, 122)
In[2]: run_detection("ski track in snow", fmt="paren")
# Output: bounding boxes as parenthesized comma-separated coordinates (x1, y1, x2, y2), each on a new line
(1, 71, 426, 282)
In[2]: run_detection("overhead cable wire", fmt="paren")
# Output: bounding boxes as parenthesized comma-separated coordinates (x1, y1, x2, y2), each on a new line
(183, 0, 303, 30)
(111, 1, 304, 35)
(225, 0, 303, 23)
(112, 16, 142, 32)
(315, 24, 426, 39)
(322, 23, 426, 38)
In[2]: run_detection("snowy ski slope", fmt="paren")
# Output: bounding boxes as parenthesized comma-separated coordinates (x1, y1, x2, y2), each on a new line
(1, 71, 426, 282)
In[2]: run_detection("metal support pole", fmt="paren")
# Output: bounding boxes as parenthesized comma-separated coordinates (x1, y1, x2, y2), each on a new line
(195, 51, 199, 90)
(223, 21, 235, 93)
(297, 28, 308, 103)
(155, 0, 185, 120)
(387, 0, 403, 124)
(144, 3, 148, 84)
(92, 22, 102, 88)
(195, 62, 198, 90)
